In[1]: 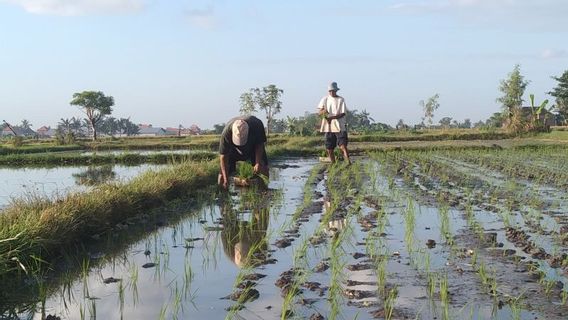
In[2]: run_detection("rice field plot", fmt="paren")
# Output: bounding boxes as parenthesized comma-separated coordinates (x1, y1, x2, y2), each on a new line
(372, 148, 568, 319)
(4, 148, 568, 320)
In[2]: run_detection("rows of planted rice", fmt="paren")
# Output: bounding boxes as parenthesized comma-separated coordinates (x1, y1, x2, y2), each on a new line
(372, 148, 568, 319)
(3, 147, 568, 319)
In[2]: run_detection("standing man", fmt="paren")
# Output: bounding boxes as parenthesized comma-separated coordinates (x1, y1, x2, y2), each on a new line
(317, 82, 351, 164)
(218, 115, 269, 189)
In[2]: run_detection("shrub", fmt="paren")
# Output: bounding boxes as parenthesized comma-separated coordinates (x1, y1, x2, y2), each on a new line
(11, 136, 24, 148)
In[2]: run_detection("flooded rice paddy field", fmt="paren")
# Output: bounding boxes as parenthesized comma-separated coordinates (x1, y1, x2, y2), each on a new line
(4, 148, 568, 319)
(0, 164, 165, 209)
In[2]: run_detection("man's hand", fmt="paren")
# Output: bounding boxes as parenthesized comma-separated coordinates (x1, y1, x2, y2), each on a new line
(253, 163, 268, 176)
(218, 173, 229, 190)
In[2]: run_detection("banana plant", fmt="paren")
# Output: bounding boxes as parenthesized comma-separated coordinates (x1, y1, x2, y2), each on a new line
(529, 94, 553, 130)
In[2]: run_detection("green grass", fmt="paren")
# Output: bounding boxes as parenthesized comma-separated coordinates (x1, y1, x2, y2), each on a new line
(0, 150, 216, 166)
(0, 159, 219, 279)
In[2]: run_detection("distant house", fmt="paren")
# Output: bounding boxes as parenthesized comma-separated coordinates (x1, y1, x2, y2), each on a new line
(137, 124, 167, 137)
(189, 124, 202, 135)
(164, 126, 200, 136)
(36, 126, 57, 138)
(519, 107, 557, 128)
(1, 126, 36, 137)
(165, 127, 183, 136)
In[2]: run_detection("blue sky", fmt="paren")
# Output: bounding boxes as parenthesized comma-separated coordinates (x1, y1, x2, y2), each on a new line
(1, 0, 567, 129)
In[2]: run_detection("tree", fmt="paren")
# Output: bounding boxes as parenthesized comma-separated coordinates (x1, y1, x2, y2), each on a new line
(420, 94, 440, 127)
(527, 94, 551, 131)
(123, 119, 140, 136)
(396, 119, 407, 130)
(20, 119, 32, 129)
(212, 123, 226, 134)
(485, 112, 506, 128)
(439, 117, 452, 129)
(70, 91, 114, 141)
(497, 64, 529, 118)
(549, 70, 568, 125)
(100, 117, 120, 137)
(473, 120, 485, 128)
(461, 118, 472, 129)
(239, 85, 284, 135)
(239, 92, 255, 115)
(346, 109, 375, 131)
(269, 118, 286, 133)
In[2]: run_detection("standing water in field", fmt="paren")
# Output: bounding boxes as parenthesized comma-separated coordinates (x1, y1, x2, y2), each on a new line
(0, 164, 166, 210)
(2, 150, 568, 319)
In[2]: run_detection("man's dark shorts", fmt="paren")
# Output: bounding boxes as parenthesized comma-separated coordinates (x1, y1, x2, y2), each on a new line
(325, 131, 348, 149)
(227, 145, 269, 175)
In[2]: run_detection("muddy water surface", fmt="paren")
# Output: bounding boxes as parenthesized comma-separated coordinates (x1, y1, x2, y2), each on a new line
(5, 154, 568, 319)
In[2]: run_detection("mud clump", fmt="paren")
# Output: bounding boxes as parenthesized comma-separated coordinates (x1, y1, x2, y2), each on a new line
(352, 252, 367, 259)
(345, 280, 377, 287)
(274, 238, 293, 248)
(309, 313, 325, 320)
(314, 261, 330, 273)
(141, 262, 156, 269)
(281, 285, 302, 297)
(102, 277, 121, 284)
(346, 263, 373, 271)
(343, 289, 377, 300)
(309, 233, 327, 246)
(236, 280, 257, 290)
(298, 298, 318, 306)
(243, 273, 266, 281)
(222, 288, 260, 302)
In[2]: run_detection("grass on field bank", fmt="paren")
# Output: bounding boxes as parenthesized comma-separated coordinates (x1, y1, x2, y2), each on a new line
(0, 159, 219, 279)
(0, 128, 526, 156)
(0, 150, 216, 166)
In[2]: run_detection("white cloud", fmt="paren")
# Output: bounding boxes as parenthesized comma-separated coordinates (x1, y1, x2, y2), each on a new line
(390, 0, 518, 11)
(3, 0, 145, 16)
(186, 6, 219, 30)
(541, 49, 568, 59)
(389, 0, 567, 31)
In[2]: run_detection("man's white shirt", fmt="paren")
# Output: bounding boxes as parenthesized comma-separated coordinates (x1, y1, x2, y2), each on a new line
(318, 95, 347, 133)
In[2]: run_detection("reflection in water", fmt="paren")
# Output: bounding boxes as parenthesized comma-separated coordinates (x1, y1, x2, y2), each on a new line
(219, 193, 270, 268)
(323, 197, 347, 236)
(72, 166, 116, 186)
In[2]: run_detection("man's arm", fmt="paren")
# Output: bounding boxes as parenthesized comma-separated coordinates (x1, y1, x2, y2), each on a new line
(326, 113, 345, 120)
(219, 154, 229, 188)
(317, 97, 328, 115)
(253, 143, 269, 176)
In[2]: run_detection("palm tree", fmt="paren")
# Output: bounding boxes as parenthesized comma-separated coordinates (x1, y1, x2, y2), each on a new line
(20, 119, 32, 129)
(58, 118, 72, 134)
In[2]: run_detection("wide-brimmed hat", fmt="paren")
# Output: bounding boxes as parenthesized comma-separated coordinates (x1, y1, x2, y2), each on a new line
(232, 119, 249, 146)
(328, 82, 340, 91)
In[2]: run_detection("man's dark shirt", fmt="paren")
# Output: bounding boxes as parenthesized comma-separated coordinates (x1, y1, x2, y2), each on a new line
(219, 116, 267, 161)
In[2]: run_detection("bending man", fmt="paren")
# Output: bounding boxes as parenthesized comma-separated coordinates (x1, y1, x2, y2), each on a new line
(218, 115, 269, 189)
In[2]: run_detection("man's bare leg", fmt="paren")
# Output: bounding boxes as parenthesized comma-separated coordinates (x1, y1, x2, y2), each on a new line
(339, 145, 351, 165)
(327, 148, 336, 163)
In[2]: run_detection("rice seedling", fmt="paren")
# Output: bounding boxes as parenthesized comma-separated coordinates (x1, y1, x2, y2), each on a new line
(427, 272, 436, 299)
(477, 260, 488, 287)
(118, 280, 125, 316)
(509, 291, 526, 320)
(376, 255, 388, 295)
(158, 303, 168, 320)
(128, 263, 139, 306)
(384, 285, 398, 320)
(439, 273, 449, 305)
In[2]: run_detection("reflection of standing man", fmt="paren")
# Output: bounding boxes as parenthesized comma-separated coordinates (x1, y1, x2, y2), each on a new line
(317, 82, 351, 164)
